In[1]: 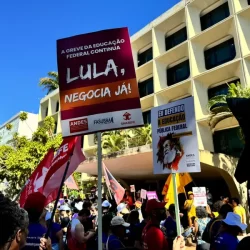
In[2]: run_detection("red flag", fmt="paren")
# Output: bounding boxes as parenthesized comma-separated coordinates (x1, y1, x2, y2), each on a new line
(103, 162, 125, 204)
(65, 175, 79, 190)
(19, 149, 55, 208)
(43, 136, 85, 197)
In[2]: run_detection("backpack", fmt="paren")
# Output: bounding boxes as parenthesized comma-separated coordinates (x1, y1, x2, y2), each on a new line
(202, 218, 222, 243)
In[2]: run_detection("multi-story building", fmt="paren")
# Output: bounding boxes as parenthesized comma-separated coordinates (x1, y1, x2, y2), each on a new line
(39, 0, 250, 203)
(0, 112, 38, 145)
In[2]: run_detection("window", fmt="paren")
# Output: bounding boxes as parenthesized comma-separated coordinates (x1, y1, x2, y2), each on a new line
(204, 38, 236, 70)
(200, 2, 230, 31)
(143, 111, 151, 124)
(138, 47, 153, 67)
(54, 122, 57, 134)
(167, 60, 190, 86)
(45, 107, 48, 117)
(165, 27, 187, 51)
(248, 0, 250, 5)
(213, 127, 244, 158)
(55, 101, 59, 112)
(208, 78, 240, 99)
(139, 77, 154, 98)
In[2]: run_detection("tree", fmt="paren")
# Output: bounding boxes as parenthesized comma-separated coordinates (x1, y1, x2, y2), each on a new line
(207, 82, 250, 136)
(6, 123, 13, 131)
(0, 116, 62, 197)
(131, 124, 152, 147)
(19, 112, 28, 121)
(101, 131, 125, 154)
(39, 71, 59, 94)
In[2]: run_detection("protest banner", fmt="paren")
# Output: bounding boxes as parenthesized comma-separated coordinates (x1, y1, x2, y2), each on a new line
(57, 27, 143, 137)
(130, 185, 135, 193)
(146, 191, 158, 200)
(140, 189, 147, 200)
(192, 187, 207, 206)
(151, 97, 200, 174)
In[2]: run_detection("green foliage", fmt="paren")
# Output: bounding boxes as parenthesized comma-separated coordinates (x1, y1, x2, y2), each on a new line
(19, 112, 28, 121)
(98, 124, 152, 154)
(6, 123, 13, 131)
(39, 71, 59, 94)
(0, 116, 63, 197)
(207, 82, 250, 141)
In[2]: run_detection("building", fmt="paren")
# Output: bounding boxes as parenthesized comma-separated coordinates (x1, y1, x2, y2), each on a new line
(0, 112, 38, 145)
(39, 0, 250, 203)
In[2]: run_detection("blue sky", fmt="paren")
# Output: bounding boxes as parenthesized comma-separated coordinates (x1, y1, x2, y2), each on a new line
(0, 0, 180, 124)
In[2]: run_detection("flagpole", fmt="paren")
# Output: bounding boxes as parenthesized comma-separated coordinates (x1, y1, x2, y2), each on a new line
(45, 153, 73, 239)
(97, 132, 102, 250)
(172, 173, 182, 236)
(13, 183, 27, 202)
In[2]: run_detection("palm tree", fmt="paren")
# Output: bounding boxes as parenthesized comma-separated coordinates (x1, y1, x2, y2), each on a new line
(207, 82, 250, 132)
(130, 124, 152, 147)
(101, 131, 125, 154)
(39, 71, 59, 94)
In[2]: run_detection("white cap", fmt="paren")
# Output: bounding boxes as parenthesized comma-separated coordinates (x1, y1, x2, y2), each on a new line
(111, 216, 130, 227)
(75, 202, 83, 211)
(45, 212, 52, 221)
(102, 200, 111, 208)
(223, 212, 247, 231)
(117, 203, 126, 213)
(59, 205, 70, 211)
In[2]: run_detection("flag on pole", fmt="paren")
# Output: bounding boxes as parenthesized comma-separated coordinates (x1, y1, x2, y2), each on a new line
(163, 173, 192, 208)
(43, 136, 85, 197)
(103, 162, 125, 204)
(65, 175, 79, 190)
(19, 149, 55, 208)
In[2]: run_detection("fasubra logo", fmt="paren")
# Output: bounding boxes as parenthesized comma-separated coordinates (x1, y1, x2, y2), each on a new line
(69, 118, 88, 133)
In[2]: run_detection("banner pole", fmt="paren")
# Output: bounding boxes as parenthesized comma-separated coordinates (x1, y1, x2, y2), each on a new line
(45, 153, 73, 239)
(97, 132, 102, 250)
(172, 173, 182, 236)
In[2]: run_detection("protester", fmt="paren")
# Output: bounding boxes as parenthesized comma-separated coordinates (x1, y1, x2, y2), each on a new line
(212, 201, 223, 218)
(66, 208, 95, 250)
(0, 193, 29, 250)
(122, 190, 134, 209)
(194, 206, 211, 250)
(231, 198, 246, 224)
(212, 212, 247, 250)
(184, 191, 196, 227)
(106, 216, 130, 250)
(117, 203, 130, 220)
(141, 199, 168, 250)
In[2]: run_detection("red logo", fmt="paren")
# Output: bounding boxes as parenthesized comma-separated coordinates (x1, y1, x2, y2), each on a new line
(69, 118, 88, 133)
(123, 112, 131, 121)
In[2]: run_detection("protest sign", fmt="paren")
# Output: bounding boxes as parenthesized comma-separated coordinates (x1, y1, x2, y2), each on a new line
(130, 185, 135, 192)
(57, 28, 143, 137)
(192, 187, 207, 206)
(151, 97, 200, 174)
(140, 189, 147, 199)
(146, 191, 158, 200)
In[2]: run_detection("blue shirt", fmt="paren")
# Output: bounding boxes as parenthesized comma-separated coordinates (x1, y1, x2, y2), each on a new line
(212, 232, 239, 250)
(164, 216, 177, 239)
(107, 234, 125, 250)
(23, 223, 47, 250)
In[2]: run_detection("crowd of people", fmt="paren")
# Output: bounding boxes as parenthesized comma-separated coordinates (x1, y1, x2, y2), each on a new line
(1, 188, 250, 250)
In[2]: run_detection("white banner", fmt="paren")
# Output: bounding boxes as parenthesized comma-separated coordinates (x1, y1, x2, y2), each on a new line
(192, 187, 207, 207)
(151, 97, 200, 174)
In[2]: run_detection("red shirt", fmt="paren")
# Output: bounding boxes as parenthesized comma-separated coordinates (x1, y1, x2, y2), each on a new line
(142, 221, 169, 250)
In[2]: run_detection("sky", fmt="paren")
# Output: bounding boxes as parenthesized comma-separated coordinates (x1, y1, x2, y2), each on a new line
(0, 0, 180, 124)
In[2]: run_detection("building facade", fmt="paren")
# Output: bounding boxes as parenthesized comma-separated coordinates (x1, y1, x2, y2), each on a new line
(39, 0, 250, 202)
(0, 112, 38, 145)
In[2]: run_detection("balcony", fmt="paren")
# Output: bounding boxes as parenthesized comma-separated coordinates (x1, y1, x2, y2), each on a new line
(236, 6, 250, 57)
(186, 0, 234, 38)
(189, 17, 240, 77)
(153, 7, 186, 57)
(234, 0, 250, 13)
(154, 41, 189, 91)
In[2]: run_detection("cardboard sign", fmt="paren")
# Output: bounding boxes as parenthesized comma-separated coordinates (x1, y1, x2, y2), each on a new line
(146, 191, 158, 200)
(192, 187, 207, 206)
(130, 185, 135, 192)
(151, 97, 200, 174)
(140, 189, 147, 199)
(57, 28, 143, 137)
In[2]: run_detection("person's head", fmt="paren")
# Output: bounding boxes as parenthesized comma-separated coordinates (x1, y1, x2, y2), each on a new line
(146, 199, 166, 222)
(219, 204, 233, 219)
(110, 216, 130, 238)
(117, 203, 129, 217)
(188, 191, 194, 200)
(78, 209, 90, 223)
(168, 204, 175, 217)
(125, 190, 130, 196)
(59, 205, 71, 218)
(196, 206, 208, 219)
(221, 212, 247, 236)
(231, 198, 240, 208)
(127, 210, 139, 225)
(102, 200, 111, 214)
(0, 194, 29, 250)
(83, 201, 92, 210)
(213, 200, 223, 212)
(237, 236, 250, 250)
(221, 196, 229, 204)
